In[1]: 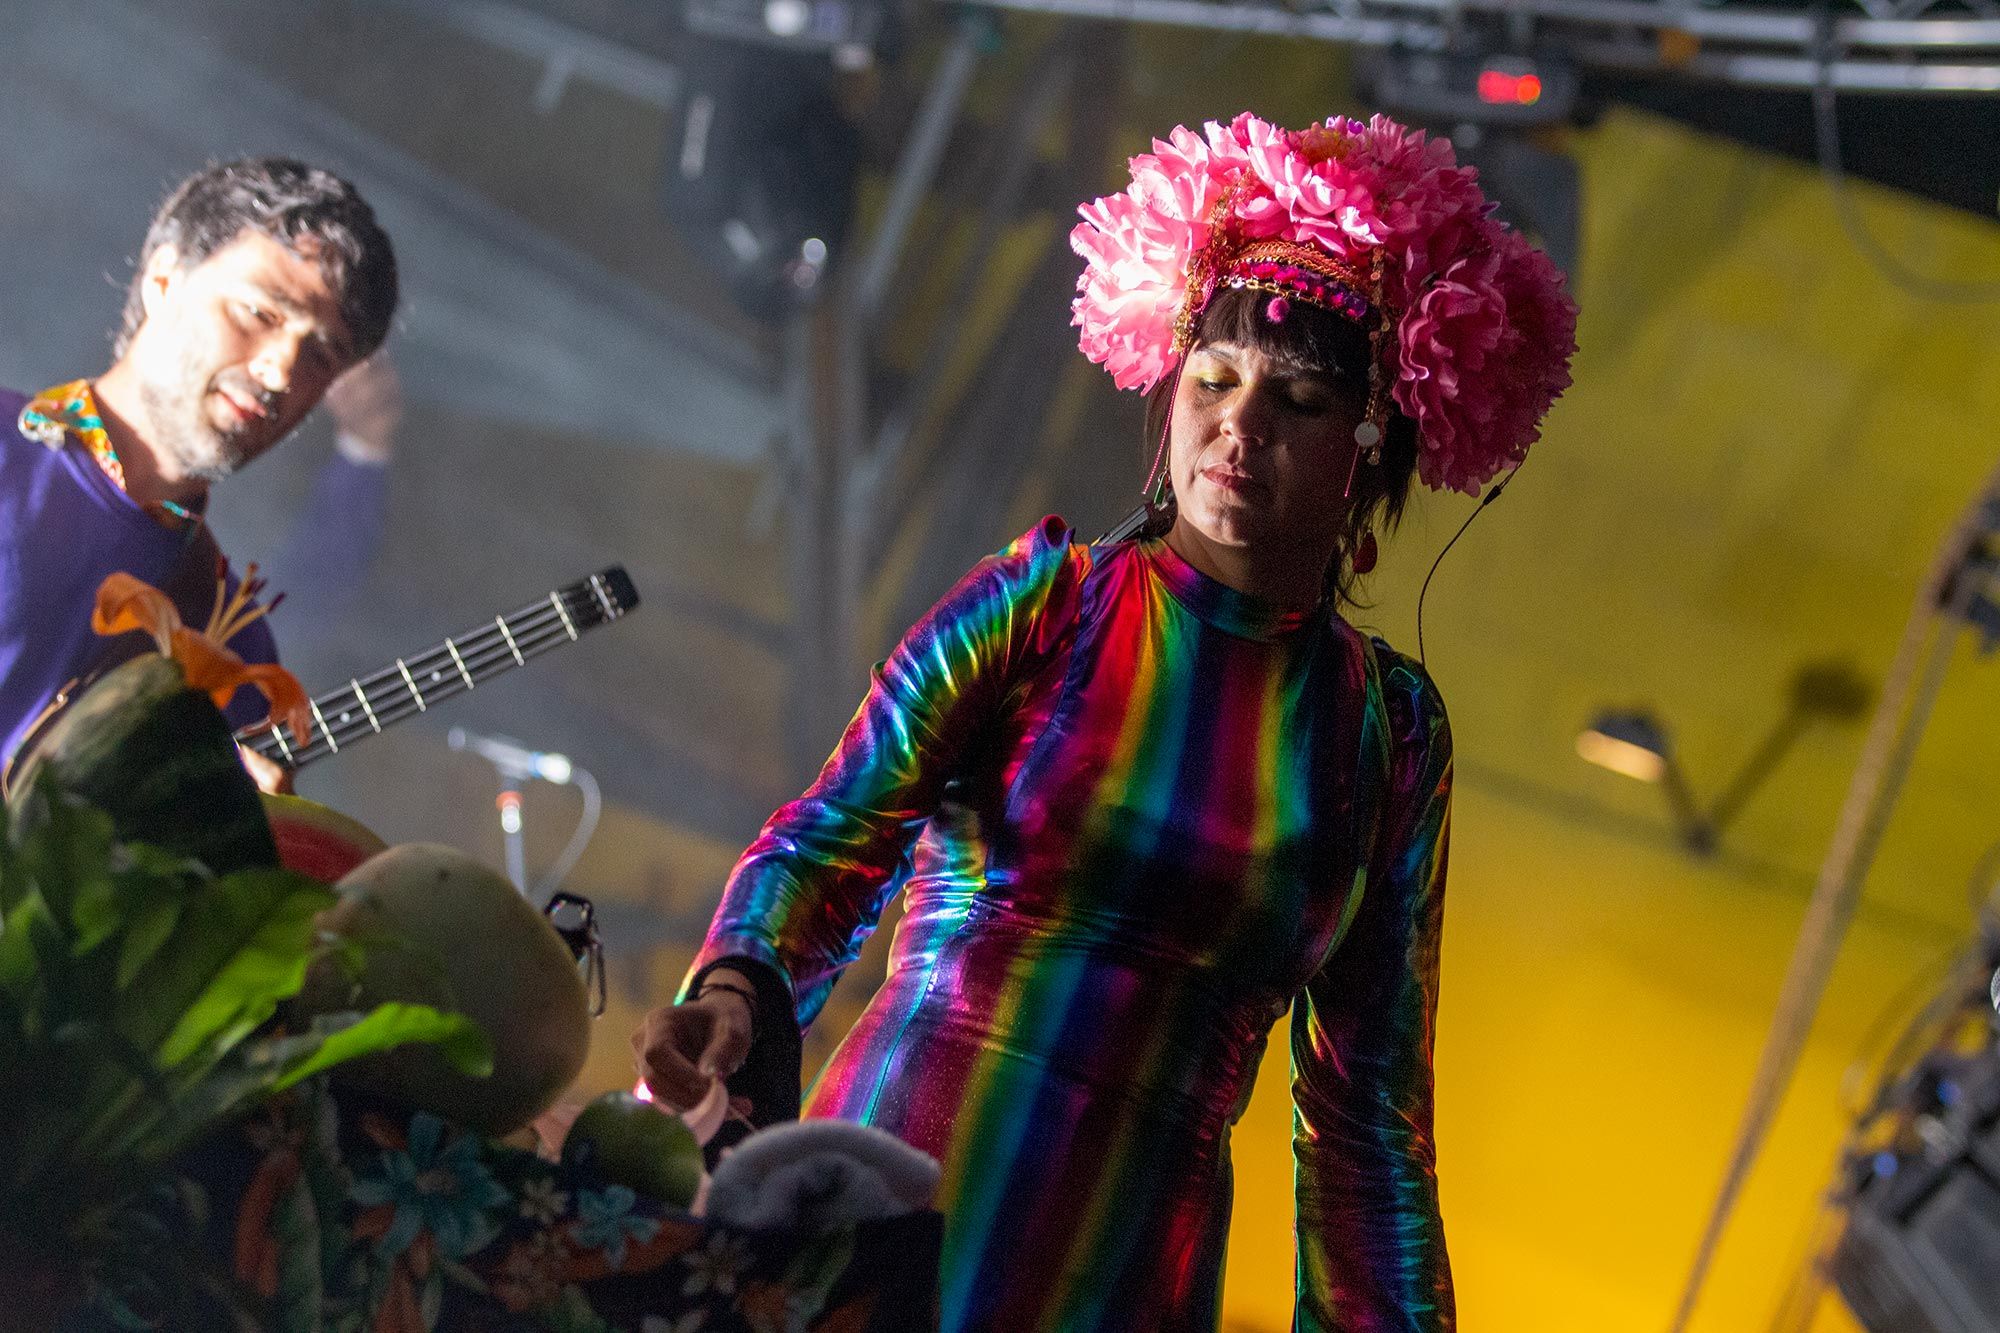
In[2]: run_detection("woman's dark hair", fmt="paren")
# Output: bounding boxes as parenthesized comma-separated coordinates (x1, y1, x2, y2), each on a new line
(1139, 283, 1420, 609)
(115, 157, 399, 362)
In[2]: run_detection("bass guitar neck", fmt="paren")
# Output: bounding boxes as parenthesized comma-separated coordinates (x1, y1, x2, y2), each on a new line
(235, 566, 638, 771)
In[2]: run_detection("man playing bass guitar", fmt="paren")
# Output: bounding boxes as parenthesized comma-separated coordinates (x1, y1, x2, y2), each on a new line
(0, 157, 399, 789)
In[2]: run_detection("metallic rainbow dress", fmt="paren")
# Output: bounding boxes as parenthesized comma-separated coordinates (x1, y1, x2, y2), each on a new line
(690, 518, 1454, 1332)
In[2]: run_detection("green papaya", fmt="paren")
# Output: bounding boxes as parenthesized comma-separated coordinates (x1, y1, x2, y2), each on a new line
(5, 654, 275, 874)
(298, 843, 590, 1135)
(562, 1091, 705, 1207)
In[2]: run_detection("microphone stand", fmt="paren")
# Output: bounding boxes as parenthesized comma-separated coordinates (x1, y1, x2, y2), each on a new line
(450, 730, 604, 903)
(495, 770, 529, 894)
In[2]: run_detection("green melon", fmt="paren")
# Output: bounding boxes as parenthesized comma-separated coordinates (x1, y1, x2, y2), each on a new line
(262, 794, 387, 884)
(562, 1091, 705, 1208)
(300, 843, 591, 1135)
(5, 654, 275, 874)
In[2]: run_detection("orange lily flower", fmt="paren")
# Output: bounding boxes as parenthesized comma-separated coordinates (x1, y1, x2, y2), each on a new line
(91, 569, 311, 745)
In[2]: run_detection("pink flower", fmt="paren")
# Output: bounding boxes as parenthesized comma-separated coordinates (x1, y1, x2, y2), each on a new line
(1392, 222, 1577, 493)
(1240, 123, 1384, 253)
(1394, 256, 1509, 494)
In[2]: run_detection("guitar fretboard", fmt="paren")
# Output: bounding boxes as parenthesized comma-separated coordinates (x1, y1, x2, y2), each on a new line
(236, 566, 637, 771)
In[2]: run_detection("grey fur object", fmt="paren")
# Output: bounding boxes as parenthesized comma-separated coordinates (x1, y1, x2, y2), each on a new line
(704, 1120, 941, 1233)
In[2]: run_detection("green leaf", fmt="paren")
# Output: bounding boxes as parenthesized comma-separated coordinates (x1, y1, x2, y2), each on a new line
(112, 841, 212, 882)
(272, 1170, 325, 1333)
(125, 869, 335, 1069)
(135, 1059, 285, 1163)
(318, 929, 370, 988)
(0, 807, 21, 918)
(12, 1019, 168, 1188)
(76, 842, 207, 958)
(0, 986, 21, 1063)
(546, 1287, 615, 1333)
(115, 896, 184, 989)
(14, 781, 117, 928)
(74, 848, 200, 958)
(0, 890, 61, 1030)
(782, 1222, 855, 1309)
(418, 1268, 443, 1330)
(70, 875, 125, 955)
(268, 1003, 494, 1091)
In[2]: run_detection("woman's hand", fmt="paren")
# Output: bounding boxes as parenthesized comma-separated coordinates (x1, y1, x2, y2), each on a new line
(630, 967, 756, 1109)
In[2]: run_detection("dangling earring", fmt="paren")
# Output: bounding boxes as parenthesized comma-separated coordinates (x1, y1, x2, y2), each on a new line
(1357, 283, 1388, 470)
(1351, 530, 1378, 575)
(1354, 418, 1382, 464)
(1344, 420, 1382, 500)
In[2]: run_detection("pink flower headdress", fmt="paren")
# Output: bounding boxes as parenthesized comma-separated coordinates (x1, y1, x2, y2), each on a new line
(1070, 112, 1578, 495)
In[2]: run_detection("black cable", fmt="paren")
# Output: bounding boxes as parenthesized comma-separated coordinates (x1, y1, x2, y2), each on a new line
(1417, 461, 1521, 667)
(1103, 451, 1523, 660)
(1809, 5, 2000, 306)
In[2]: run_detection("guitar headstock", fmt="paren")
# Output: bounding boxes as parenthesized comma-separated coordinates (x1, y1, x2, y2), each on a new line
(589, 566, 639, 620)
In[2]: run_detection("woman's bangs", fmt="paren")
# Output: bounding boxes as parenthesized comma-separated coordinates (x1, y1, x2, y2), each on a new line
(1193, 285, 1372, 383)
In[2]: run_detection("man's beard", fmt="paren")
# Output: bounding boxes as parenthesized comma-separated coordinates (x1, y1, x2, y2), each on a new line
(137, 353, 264, 484)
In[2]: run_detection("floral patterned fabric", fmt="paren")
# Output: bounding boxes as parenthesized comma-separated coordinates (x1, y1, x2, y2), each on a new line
(76, 1082, 941, 1332)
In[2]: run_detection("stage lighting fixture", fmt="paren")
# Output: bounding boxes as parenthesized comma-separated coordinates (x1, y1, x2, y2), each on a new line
(681, 0, 890, 65)
(659, 38, 860, 320)
(1477, 67, 1544, 108)
(1578, 708, 1714, 853)
(1362, 49, 1578, 129)
(1577, 660, 1873, 857)
(1828, 949, 2000, 1332)
(1577, 710, 1671, 784)
(1359, 47, 1583, 277)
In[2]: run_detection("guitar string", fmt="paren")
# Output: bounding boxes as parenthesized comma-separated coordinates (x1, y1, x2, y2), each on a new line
(247, 569, 630, 757)
(320, 572, 625, 705)
(240, 588, 618, 761)
(244, 605, 579, 756)
(345, 618, 587, 748)
(333, 587, 600, 702)
(246, 610, 594, 764)
(244, 583, 604, 737)
(251, 627, 571, 766)
(249, 613, 581, 761)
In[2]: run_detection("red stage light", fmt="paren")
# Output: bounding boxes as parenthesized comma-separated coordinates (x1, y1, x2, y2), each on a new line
(1477, 69, 1544, 106)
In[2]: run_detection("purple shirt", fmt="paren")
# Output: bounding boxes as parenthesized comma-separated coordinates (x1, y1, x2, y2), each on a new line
(0, 385, 279, 768)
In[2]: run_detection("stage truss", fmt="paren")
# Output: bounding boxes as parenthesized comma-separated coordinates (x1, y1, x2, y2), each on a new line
(954, 0, 2000, 93)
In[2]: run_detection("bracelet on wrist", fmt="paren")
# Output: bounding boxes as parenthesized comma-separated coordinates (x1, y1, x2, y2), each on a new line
(695, 979, 758, 1031)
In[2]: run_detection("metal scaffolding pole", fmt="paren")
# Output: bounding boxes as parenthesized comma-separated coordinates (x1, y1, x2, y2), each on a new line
(949, 0, 2000, 91)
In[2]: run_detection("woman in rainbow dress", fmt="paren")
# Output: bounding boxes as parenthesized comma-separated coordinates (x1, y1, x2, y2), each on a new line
(635, 110, 1577, 1332)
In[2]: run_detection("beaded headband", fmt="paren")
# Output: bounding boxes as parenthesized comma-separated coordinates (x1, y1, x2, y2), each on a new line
(1214, 243, 1375, 331)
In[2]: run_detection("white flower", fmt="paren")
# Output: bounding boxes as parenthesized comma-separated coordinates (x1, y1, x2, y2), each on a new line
(680, 1231, 752, 1298)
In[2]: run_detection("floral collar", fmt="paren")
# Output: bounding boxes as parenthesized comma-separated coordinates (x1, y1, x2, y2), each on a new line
(19, 379, 200, 526)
